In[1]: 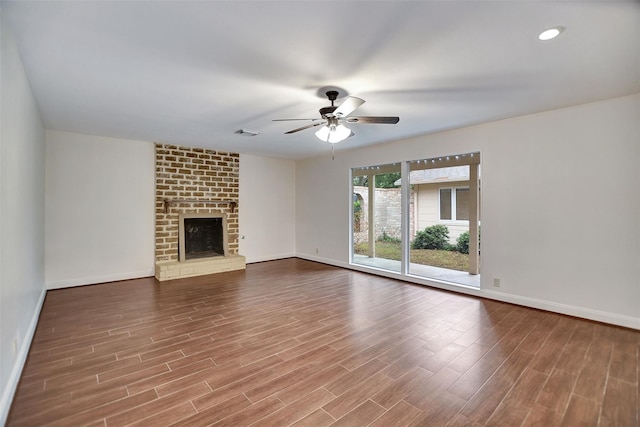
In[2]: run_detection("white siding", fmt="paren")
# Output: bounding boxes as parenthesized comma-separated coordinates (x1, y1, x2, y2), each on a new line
(415, 183, 472, 243)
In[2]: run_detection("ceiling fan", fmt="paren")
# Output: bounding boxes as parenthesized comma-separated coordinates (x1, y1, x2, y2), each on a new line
(273, 90, 399, 144)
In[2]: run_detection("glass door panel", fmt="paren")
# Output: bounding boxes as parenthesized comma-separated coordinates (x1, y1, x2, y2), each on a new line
(352, 163, 402, 273)
(407, 155, 480, 287)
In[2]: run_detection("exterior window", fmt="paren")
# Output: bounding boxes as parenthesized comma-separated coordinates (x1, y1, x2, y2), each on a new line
(440, 189, 452, 220)
(440, 187, 469, 221)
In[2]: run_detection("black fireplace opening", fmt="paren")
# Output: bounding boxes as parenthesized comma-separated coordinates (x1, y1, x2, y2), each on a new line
(182, 217, 224, 260)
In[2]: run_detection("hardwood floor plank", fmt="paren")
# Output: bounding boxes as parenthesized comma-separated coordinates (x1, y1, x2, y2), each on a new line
(322, 371, 394, 419)
(325, 358, 388, 396)
(420, 342, 467, 372)
(47, 389, 158, 427)
(244, 363, 322, 403)
(445, 413, 483, 427)
(515, 324, 552, 355)
(447, 342, 492, 374)
(329, 399, 386, 427)
(210, 395, 285, 426)
(105, 382, 209, 426)
(371, 366, 433, 410)
(609, 340, 637, 382)
(7, 259, 639, 427)
(446, 354, 505, 401)
(485, 402, 530, 427)
(275, 364, 348, 405)
(500, 367, 548, 410)
(404, 367, 462, 410)
(460, 350, 535, 423)
(290, 409, 335, 427)
(369, 400, 423, 427)
(174, 394, 253, 426)
(252, 387, 335, 426)
(408, 391, 467, 427)
(381, 346, 435, 379)
(530, 320, 576, 375)
(560, 394, 600, 427)
(125, 401, 196, 427)
(536, 368, 577, 414)
(573, 340, 612, 402)
(202, 354, 283, 391)
(600, 376, 637, 426)
(522, 404, 565, 427)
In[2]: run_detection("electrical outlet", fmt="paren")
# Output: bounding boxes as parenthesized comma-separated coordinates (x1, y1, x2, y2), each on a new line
(493, 278, 501, 288)
(315, 248, 319, 254)
(13, 338, 18, 355)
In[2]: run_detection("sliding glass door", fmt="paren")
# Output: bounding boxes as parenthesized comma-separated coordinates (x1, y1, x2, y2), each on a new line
(351, 163, 402, 273)
(351, 154, 480, 287)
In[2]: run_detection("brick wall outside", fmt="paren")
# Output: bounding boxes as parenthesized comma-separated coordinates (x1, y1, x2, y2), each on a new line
(353, 186, 415, 244)
(155, 143, 239, 262)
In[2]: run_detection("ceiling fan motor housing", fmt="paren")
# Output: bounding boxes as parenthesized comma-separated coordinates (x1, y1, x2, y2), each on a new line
(319, 106, 337, 118)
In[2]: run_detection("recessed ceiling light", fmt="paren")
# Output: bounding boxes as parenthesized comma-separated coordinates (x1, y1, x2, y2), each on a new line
(538, 27, 564, 41)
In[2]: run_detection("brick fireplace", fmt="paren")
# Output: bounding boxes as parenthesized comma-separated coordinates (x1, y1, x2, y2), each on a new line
(154, 143, 245, 281)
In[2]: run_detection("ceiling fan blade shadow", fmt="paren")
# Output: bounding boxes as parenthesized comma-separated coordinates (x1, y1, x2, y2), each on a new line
(273, 118, 323, 122)
(346, 116, 399, 124)
(285, 122, 325, 134)
(333, 96, 365, 117)
(241, 101, 306, 123)
(360, 83, 521, 98)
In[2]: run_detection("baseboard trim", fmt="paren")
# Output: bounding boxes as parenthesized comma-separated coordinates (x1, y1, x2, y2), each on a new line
(480, 290, 640, 330)
(296, 254, 639, 330)
(0, 287, 46, 426)
(46, 269, 155, 289)
(245, 253, 296, 264)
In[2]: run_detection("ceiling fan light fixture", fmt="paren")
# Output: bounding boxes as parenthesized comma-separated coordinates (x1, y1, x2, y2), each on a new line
(315, 124, 351, 144)
(331, 124, 351, 143)
(314, 125, 330, 141)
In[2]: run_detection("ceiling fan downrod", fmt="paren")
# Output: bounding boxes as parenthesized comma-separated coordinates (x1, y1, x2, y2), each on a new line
(319, 91, 340, 118)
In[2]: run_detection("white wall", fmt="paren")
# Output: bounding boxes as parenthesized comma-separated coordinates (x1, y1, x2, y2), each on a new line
(0, 14, 47, 424)
(295, 94, 640, 329)
(239, 154, 295, 262)
(45, 131, 155, 288)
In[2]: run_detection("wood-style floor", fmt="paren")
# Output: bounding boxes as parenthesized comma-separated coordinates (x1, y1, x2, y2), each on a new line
(8, 258, 639, 426)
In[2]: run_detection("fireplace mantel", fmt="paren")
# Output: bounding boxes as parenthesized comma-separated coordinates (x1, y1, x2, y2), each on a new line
(163, 199, 237, 214)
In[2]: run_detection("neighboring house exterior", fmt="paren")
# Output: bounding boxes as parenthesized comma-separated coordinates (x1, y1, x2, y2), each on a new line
(398, 166, 480, 244)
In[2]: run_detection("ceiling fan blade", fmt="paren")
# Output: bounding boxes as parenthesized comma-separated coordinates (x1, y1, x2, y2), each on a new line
(273, 118, 322, 122)
(284, 122, 325, 134)
(333, 96, 365, 117)
(345, 116, 399, 124)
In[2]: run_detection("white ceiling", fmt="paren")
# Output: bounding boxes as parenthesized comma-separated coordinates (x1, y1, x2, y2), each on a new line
(2, 1, 639, 159)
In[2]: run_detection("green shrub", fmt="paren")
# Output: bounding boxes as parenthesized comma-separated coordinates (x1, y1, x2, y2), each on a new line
(456, 228, 480, 254)
(411, 225, 449, 250)
(456, 231, 470, 254)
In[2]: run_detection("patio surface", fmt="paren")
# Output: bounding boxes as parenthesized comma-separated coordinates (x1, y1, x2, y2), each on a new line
(352, 254, 480, 288)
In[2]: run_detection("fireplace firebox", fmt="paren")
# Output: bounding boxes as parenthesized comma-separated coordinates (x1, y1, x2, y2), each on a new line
(178, 213, 228, 262)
